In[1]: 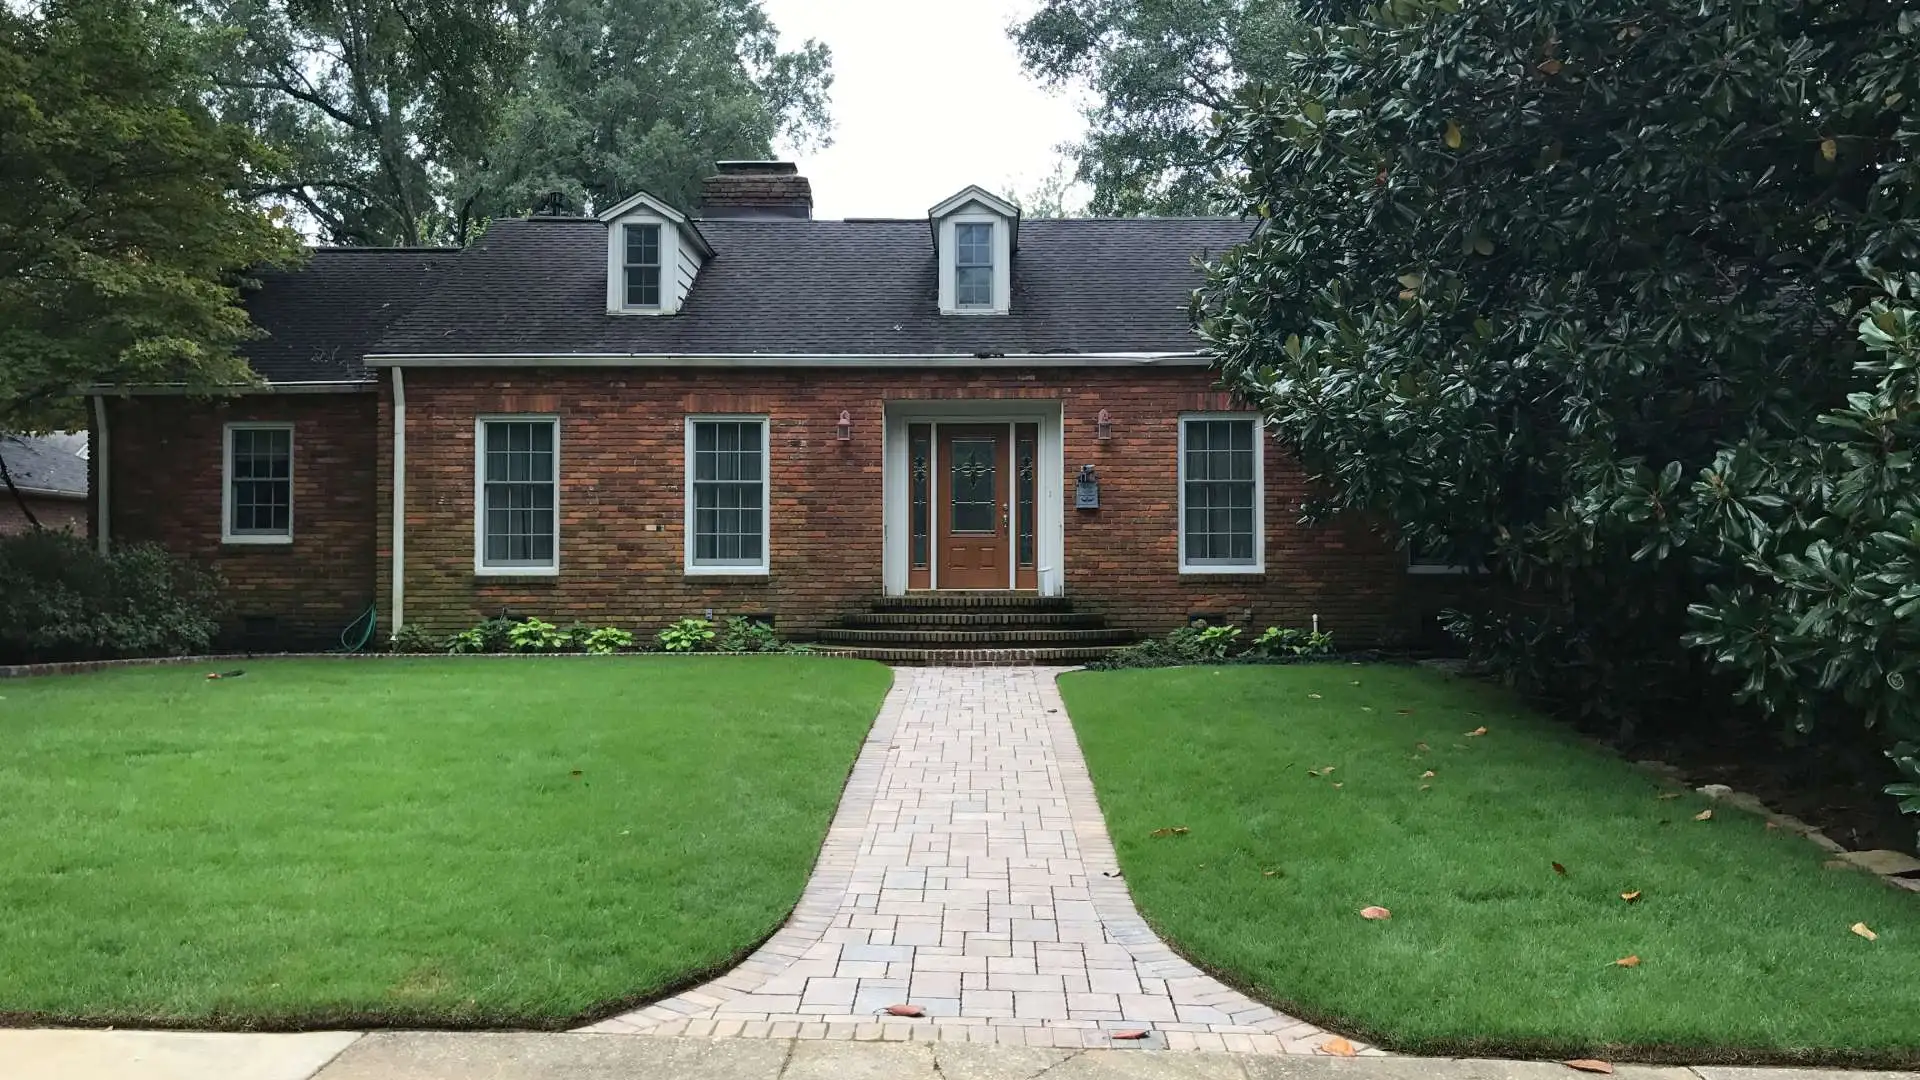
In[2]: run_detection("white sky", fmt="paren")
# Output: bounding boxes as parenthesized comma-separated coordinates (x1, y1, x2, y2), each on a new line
(759, 0, 1091, 219)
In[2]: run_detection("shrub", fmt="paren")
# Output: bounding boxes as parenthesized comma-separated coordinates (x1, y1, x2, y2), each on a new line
(658, 617, 716, 653)
(507, 617, 571, 653)
(0, 531, 227, 663)
(388, 624, 441, 653)
(580, 626, 635, 655)
(718, 615, 783, 653)
(1087, 620, 1334, 671)
(447, 615, 517, 654)
(1250, 626, 1335, 659)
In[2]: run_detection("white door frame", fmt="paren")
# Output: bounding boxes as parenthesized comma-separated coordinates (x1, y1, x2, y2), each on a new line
(882, 400, 1064, 596)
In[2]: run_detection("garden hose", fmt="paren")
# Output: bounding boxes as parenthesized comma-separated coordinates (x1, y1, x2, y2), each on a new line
(337, 602, 378, 653)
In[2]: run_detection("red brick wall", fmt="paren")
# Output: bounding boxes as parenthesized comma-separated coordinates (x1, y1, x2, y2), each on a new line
(0, 494, 86, 535)
(99, 394, 379, 646)
(375, 368, 1421, 645)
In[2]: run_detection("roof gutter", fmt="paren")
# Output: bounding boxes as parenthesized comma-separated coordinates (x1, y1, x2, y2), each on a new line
(86, 380, 376, 396)
(360, 352, 1211, 369)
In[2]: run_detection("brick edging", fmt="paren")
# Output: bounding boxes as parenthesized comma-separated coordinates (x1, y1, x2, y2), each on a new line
(0, 650, 842, 679)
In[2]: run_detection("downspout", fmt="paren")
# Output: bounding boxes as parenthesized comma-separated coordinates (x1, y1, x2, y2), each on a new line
(91, 394, 110, 555)
(390, 367, 406, 633)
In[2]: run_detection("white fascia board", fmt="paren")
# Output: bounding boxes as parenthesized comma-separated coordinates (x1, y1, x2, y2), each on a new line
(929, 185, 1021, 221)
(361, 352, 1209, 368)
(85, 380, 374, 395)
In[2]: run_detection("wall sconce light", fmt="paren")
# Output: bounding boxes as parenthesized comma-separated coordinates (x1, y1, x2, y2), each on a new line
(1096, 409, 1112, 441)
(836, 410, 853, 442)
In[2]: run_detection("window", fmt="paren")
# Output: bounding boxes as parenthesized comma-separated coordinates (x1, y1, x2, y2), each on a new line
(222, 423, 293, 543)
(686, 417, 769, 573)
(476, 417, 558, 573)
(1408, 541, 1481, 575)
(955, 222, 993, 308)
(624, 222, 661, 308)
(1179, 416, 1263, 572)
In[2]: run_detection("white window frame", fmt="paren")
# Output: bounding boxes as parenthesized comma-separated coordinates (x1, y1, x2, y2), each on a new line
(1177, 413, 1265, 575)
(621, 221, 663, 310)
(953, 221, 995, 309)
(1407, 545, 1479, 575)
(684, 415, 772, 576)
(936, 213, 1012, 315)
(473, 415, 560, 576)
(604, 213, 682, 315)
(221, 421, 294, 545)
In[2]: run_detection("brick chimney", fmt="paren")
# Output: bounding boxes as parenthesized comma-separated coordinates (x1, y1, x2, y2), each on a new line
(698, 161, 813, 219)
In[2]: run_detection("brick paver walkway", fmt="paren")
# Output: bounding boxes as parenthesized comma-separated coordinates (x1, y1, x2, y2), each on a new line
(582, 667, 1368, 1054)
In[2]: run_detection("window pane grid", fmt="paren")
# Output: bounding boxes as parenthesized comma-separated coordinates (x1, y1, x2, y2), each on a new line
(481, 420, 557, 568)
(1183, 419, 1258, 566)
(229, 427, 291, 536)
(955, 222, 993, 307)
(691, 420, 767, 567)
(625, 223, 661, 307)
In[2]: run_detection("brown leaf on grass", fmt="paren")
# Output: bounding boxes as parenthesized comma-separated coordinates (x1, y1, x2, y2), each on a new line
(1421, 770, 1436, 778)
(1149, 826, 1190, 838)
(1307, 769, 1322, 778)
(1656, 793, 1683, 800)
(1852, 922, 1879, 942)
(1397, 709, 1415, 715)
(1321, 1037, 1358, 1057)
(1263, 868, 1281, 877)
(1466, 726, 1489, 737)
(1416, 741, 1431, 751)
(1308, 692, 1323, 699)
(1419, 784, 1432, 791)
(1694, 809, 1714, 821)
(1359, 905, 1392, 920)
(1538, 58, 1564, 76)
(1111, 1029, 1150, 1041)
(1613, 955, 1641, 968)
(1332, 782, 1344, 788)
(1563, 1060, 1614, 1074)
(1621, 891, 1642, 903)
(1552, 862, 1568, 876)
(1764, 821, 1780, 830)
(884, 1004, 926, 1017)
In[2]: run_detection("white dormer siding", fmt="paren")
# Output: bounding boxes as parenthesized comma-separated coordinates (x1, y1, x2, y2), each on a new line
(596, 190, 713, 315)
(929, 186, 1019, 316)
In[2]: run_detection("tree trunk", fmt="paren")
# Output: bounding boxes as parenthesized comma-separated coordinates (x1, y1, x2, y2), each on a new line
(0, 444, 43, 530)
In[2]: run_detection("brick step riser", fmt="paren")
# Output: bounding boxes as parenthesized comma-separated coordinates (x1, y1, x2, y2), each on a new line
(817, 646, 1125, 666)
(873, 594, 1071, 612)
(846, 613, 1105, 629)
(820, 628, 1135, 647)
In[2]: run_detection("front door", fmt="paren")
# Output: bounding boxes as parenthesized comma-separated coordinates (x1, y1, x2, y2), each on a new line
(936, 425, 1010, 589)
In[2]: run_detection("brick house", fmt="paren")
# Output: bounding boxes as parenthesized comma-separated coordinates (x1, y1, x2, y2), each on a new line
(1, 434, 88, 535)
(89, 163, 1451, 659)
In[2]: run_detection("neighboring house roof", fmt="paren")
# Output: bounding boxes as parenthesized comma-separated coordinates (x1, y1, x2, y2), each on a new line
(372, 216, 1252, 359)
(0, 434, 87, 499)
(241, 247, 461, 383)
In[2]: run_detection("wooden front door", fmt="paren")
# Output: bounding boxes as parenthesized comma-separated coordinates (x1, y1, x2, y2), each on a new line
(936, 425, 1010, 589)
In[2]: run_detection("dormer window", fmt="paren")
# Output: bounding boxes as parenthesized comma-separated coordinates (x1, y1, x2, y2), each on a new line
(930, 185, 1020, 316)
(955, 223, 994, 308)
(624, 223, 662, 308)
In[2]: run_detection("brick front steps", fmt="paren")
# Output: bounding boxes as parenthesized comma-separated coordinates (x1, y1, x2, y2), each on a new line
(817, 594, 1135, 665)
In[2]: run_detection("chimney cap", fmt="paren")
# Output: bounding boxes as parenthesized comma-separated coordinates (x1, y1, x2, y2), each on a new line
(713, 160, 799, 176)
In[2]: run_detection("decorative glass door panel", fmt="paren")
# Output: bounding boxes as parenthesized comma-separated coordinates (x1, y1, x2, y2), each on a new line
(935, 425, 1011, 589)
(949, 439, 997, 533)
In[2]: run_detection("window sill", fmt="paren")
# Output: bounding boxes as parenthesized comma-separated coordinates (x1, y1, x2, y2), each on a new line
(1407, 565, 1478, 576)
(474, 571, 559, 586)
(683, 570, 771, 584)
(222, 536, 294, 548)
(1179, 566, 1265, 579)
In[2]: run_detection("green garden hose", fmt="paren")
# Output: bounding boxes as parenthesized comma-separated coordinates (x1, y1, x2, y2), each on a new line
(337, 602, 378, 653)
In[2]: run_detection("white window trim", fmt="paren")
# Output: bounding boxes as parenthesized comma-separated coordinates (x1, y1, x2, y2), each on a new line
(1407, 549, 1479, 575)
(1177, 412, 1265, 575)
(937, 212, 1012, 315)
(221, 421, 294, 545)
(684, 415, 772, 576)
(605, 214, 681, 315)
(473, 415, 560, 576)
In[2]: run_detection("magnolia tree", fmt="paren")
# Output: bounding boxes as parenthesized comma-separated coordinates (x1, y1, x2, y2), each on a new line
(1194, 0, 1920, 827)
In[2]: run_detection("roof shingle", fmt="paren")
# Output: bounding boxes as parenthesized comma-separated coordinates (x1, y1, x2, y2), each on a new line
(240, 248, 460, 382)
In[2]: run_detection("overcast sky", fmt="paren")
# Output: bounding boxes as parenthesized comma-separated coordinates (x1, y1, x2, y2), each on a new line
(758, 0, 1090, 219)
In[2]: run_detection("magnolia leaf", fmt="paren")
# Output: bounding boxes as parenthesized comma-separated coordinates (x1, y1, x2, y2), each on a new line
(1466, 726, 1489, 737)
(1657, 793, 1682, 800)
(1613, 955, 1641, 968)
(1111, 1029, 1151, 1040)
(1444, 120, 1463, 148)
(1821, 137, 1837, 161)
(1621, 890, 1642, 903)
(1538, 58, 1564, 76)
(1397, 272, 1424, 290)
(1321, 1037, 1358, 1056)
(884, 1004, 925, 1017)
(1552, 862, 1568, 876)
(1359, 905, 1392, 920)
(1421, 770, 1436, 778)
(1564, 1060, 1614, 1074)
(1694, 809, 1713, 821)
(1851, 922, 1879, 941)
(1473, 235, 1495, 256)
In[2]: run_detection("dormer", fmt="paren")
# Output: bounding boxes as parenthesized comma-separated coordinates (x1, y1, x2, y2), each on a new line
(930, 186, 1020, 315)
(597, 190, 713, 316)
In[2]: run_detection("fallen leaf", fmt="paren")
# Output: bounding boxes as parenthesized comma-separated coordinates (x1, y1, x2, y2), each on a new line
(1821, 137, 1837, 161)
(1538, 58, 1564, 75)
(1552, 862, 1568, 876)
(1111, 1029, 1150, 1041)
(1359, 906, 1392, 920)
(1852, 922, 1879, 942)
(1613, 955, 1640, 968)
(1306, 770, 1322, 778)
(1416, 741, 1431, 751)
(1308, 692, 1323, 699)
(884, 1004, 925, 1017)
(1466, 726, 1489, 737)
(1332, 782, 1344, 788)
(1421, 770, 1436, 778)
(1621, 890, 1642, 903)
(1564, 1060, 1614, 1074)
(1262, 869, 1280, 877)
(1694, 809, 1713, 821)
(1444, 120, 1463, 149)
(1657, 793, 1682, 800)
(1764, 821, 1780, 830)
(1321, 1036, 1358, 1057)
(569, 769, 583, 777)
(1149, 826, 1190, 838)
(1419, 784, 1432, 791)
(1361, 706, 1374, 712)
(1397, 709, 1414, 715)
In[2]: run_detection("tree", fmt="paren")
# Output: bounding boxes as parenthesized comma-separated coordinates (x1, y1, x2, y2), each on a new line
(200, 0, 528, 246)
(0, 0, 301, 440)
(1013, 0, 1296, 215)
(1194, 0, 1920, 813)
(459, 0, 832, 223)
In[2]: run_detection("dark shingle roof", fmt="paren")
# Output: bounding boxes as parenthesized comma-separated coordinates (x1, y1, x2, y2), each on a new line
(0, 434, 87, 498)
(369, 216, 1253, 358)
(240, 248, 460, 382)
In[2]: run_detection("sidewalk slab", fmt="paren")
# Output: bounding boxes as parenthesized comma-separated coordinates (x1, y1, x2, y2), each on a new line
(0, 1029, 361, 1080)
(310, 1032, 791, 1080)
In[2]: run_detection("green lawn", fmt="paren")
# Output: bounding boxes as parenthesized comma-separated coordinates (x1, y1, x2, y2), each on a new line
(0, 656, 891, 1029)
(1059, 664, 1920, 1064)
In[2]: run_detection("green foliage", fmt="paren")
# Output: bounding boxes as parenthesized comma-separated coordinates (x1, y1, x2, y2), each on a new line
(506, 617, 570, 653)
(1089, 620, 1332, 670)
(579, 626, 635, 655)
(0, 0, 302, 430)
(387, 624, 442, 653)
(716, 615, 792, 653)
(447, 616, 517, 654)
(0, 531, 227, 664)
(658, 617, 717, 653)
(1194, 0, 1920, 824)
(1012, 0, 1297, 215)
